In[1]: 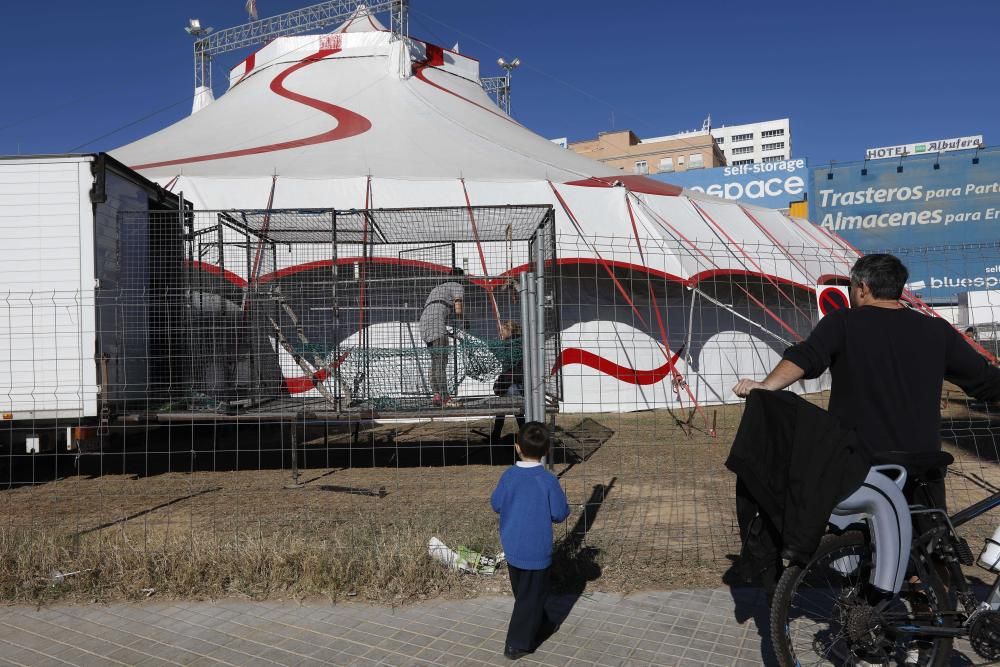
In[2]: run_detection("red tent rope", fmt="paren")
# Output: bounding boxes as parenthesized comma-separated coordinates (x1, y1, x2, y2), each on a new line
(689, 200, 813, 326)
(734, 283, 803, 342)
(739, 205, 818, 284)
(459, 178, 502, 332)
(547, 181, 647, 328)
(248, 175, 279, 290)
(625, 197, 702, 410)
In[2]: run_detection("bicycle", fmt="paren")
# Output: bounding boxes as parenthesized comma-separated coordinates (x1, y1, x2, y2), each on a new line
(770, 450, 1000, 666)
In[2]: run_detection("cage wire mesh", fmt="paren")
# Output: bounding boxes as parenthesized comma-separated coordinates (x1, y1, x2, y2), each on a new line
(0, 215, 998, 602)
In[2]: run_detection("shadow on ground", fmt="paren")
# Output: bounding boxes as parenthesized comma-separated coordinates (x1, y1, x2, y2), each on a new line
(541, 477, 617, 648)
(1, 418, 615, 489)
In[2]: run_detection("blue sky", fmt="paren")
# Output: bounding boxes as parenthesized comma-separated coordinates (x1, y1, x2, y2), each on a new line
(1, 1, 997, 164)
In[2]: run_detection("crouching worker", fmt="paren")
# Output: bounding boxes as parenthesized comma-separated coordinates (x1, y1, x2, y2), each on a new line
(490, 320, 526, 444)
(490, 422, 570, 660)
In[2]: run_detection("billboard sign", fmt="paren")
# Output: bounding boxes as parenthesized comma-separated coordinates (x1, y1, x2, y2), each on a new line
(649, 158, 808, 210)
(865, 135, 982, 161)
(810, 146, 1000, 300)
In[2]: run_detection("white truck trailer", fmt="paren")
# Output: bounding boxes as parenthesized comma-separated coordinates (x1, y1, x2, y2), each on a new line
(0, 153, 183, 459)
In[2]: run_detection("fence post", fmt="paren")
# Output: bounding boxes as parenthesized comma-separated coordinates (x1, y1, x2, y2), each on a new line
(534, 238, 546, 434)
(519, 271, 535, 424)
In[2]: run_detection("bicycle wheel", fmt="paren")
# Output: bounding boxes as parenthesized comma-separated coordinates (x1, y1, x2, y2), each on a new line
(770, 530, 952, 666)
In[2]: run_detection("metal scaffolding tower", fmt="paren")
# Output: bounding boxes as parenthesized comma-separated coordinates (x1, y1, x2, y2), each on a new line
(480, 76, 510, 115)
(192, 0, 408, 94)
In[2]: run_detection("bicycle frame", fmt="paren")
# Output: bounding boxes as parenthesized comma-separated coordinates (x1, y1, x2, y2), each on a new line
(828, 469, 1000, 639)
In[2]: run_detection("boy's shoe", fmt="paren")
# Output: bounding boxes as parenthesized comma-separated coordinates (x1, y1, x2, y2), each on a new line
(503, 645, 532, 660)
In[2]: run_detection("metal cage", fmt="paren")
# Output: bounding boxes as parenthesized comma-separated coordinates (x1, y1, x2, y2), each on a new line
(115, 205, 559, 424)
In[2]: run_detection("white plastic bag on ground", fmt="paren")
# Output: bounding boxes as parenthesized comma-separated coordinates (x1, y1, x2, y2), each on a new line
(428, 536, 504, 575)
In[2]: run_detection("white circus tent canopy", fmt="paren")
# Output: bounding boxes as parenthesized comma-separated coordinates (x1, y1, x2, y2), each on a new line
(113, 7, 859, 414)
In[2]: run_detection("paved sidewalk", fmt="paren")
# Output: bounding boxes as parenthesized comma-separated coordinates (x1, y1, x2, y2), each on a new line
(0, 589, 980, 666)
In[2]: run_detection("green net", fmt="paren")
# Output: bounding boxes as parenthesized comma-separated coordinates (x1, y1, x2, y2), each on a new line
(332, 331, 522, 409)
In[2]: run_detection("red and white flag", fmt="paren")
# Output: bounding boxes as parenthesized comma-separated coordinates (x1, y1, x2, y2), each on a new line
(245, 0, 258, 20)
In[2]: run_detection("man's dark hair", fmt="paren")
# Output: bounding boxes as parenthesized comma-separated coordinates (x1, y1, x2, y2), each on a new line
(450, 267, 465, 276)
(517, 421, 550, 459)
(849, 254, 909, 300)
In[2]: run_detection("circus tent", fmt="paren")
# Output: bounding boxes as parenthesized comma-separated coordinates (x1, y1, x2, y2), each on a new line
(113, 7, 859, 414)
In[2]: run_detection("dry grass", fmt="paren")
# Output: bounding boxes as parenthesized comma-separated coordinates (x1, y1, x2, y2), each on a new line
(1, 393, 998, 605)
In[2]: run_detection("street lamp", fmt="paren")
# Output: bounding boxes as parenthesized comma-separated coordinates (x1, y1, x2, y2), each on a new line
(185, 19, 216, 114)
(184, 18, 214, 37)
(495, 58, 520, 115)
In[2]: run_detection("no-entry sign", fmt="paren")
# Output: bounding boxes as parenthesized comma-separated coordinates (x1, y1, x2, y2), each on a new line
(816, 285, 851, 317)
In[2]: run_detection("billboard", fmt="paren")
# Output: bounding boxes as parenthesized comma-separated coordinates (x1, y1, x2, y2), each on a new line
(810, 146, 1000, 300)
(649, 158, 808, 210)
(865, 135, 982, 161)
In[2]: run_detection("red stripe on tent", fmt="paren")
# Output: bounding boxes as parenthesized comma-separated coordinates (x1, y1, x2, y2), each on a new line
(285, 368, 329, 394)
(188, 255, 821, 299)
(553, 347, 683, 386)
(233, 52, 257, 87)
(130, 48, 371, 171)
(690, 200, 813, 326)
(460, 178, 502, 330)
(285, 350, 351, 394)
(734, 283, 803, 342)
(564, 176, 683, 197)
(412, 43, 517, 124)
(689, 268, 812, 291)
(184, 260, 247, 287)
(548, 181, 648, 327)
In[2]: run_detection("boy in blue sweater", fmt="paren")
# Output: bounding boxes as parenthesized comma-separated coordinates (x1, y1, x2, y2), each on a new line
(490, 421, 571, 660)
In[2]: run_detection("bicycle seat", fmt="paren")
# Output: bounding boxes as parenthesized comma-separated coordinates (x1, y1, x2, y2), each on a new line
(870, 450, 953, 480)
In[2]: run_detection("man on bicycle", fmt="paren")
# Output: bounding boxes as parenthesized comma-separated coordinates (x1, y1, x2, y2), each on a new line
(727, 255, 1000, 580)
(734, 254, 1000, 667)
(734, 253, 1000, 483)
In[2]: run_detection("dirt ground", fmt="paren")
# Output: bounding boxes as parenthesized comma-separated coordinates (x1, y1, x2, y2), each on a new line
(1, 391, 999, 603)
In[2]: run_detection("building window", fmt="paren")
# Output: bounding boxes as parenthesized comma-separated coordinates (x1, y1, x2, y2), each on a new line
(688, 153, 704, 169)
(731, 146, 754, 155)
(715, 136, 724, 144)
(731, 132, 754, 142)
(762, 142, 785, 151)
(732, 158, 754, 165)
(761, 155, 786, 162)
(659, 157, 674, 172)
(761, 128, 785, 138)
(634, 160, 648, 175)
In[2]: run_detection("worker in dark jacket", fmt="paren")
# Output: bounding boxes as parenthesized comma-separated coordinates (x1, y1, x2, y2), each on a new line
(728, 254, 1000, 585)
(490, 320, 525, 443)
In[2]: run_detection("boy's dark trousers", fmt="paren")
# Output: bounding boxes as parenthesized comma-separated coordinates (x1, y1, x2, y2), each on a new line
(506, 564, 552, 651)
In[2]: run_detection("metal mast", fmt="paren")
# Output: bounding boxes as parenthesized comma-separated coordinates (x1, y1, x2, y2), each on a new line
(480, 76, 510, 115)
(191, 0, 408, 95)
(482, 57, 519, 116)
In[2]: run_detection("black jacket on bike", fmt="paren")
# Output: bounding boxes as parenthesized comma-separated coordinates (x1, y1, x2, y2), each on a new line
(726, 389, 872, 568)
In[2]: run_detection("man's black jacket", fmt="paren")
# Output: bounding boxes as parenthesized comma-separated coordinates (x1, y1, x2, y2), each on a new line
(726, 389, 872, 561)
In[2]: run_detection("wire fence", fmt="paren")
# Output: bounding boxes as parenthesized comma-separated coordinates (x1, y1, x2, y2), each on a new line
(0, 215, 998, 602)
